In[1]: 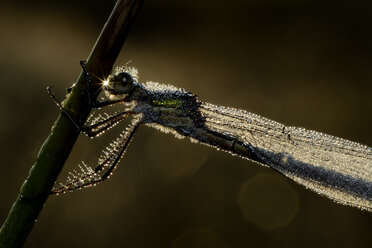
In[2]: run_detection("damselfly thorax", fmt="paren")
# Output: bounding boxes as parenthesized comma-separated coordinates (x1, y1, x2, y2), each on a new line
(50, 64, 372, 212)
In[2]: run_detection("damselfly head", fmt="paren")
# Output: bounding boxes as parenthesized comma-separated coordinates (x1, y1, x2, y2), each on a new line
(104, 72, 135, 96)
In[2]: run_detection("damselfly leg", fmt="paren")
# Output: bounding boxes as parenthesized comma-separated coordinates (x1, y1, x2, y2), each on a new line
(48, 62, 139, 194)
(83, 111, 132, 138)
(47, 61, 130, 137)
(52, 120, 140, 194)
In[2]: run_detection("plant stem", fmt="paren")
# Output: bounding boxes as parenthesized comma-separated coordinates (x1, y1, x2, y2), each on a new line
(0, 1, 144, 247)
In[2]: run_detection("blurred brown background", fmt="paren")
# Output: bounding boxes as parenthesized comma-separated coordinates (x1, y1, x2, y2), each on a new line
(1, 0, 372, 247)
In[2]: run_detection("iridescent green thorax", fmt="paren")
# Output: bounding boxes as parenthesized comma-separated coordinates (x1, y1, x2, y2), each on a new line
(151, 98, 184, 109)
(139, 81, 201, 114)
(134, 81, 205, 130)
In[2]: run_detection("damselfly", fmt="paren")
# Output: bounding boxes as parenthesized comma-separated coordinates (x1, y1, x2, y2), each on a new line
(50, 64, 372, 212)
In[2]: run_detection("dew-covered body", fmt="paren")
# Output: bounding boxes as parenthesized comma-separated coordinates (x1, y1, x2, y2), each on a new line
(126, 81, 204, 136)
(53, 66, 372, 212)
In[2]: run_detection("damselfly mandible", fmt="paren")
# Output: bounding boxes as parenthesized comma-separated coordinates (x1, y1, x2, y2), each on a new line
(51, 65, 372, 212)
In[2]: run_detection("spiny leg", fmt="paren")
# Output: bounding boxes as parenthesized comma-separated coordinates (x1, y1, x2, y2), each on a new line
(49, 62, 140, 195)
(47, 61, 128, 135)
(83, 111, 133, 138)
(51, 120, 141, 194)
(48, 85, 127, 113)
(47, 86, 130, 136)
(47, 86, 82, 131)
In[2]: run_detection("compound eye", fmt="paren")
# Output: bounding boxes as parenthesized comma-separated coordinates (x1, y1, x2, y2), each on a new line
(109, 72, 135, 94)
(119, 72, 134, 86)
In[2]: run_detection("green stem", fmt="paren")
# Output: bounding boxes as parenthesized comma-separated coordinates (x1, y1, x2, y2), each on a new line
(0, 1, 144, 247)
